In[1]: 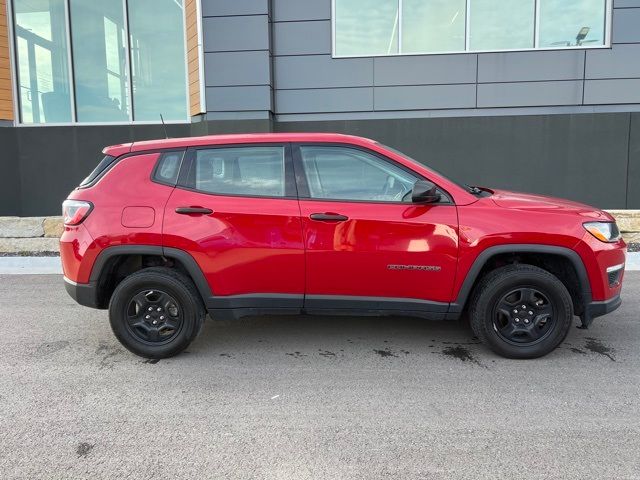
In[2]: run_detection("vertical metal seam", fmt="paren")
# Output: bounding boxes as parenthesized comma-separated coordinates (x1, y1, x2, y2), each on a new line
(195, 0, 206, 114)
(331, 0, 336, 57)
(122, 0, 134, 122)
(398, 0, 403, 54)
(533, 0, 540, 48)
(7, 0, 20, 124)
(605, 0, 613, 47)
(63, 0, 76, 122)
(465, 0, 471, 51)
(177, 0, 190, 120)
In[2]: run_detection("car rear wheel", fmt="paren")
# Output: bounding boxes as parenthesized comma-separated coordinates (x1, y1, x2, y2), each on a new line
(108, 267, 205, 359)
(469, 264, 573, 359)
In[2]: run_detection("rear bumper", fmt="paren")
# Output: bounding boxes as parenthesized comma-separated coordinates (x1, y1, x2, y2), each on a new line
(63, 276, 100, 309)
(580, 294, 622, 328)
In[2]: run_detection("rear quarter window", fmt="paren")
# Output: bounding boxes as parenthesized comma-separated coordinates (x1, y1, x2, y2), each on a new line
(79, 155, 116, 187)
(153, 151, 184, 185)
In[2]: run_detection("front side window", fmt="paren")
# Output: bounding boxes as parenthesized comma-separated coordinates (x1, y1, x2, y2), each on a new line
(12, 0, 188, 124)
(190, 146, 286, 198)
(299, 146, 418, 202)
(333, 0, 610, 57)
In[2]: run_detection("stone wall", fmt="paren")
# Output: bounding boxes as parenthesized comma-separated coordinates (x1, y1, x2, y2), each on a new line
(0, 217, 63, 255)
(0, 213, 638, 255)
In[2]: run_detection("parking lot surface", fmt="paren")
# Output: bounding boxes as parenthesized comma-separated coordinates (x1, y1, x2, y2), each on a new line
(1, 274, 639, 479)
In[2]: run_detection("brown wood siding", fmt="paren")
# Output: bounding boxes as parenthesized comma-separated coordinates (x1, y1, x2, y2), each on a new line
(185, 0, 203, 116)
(0, 0, 14, 121)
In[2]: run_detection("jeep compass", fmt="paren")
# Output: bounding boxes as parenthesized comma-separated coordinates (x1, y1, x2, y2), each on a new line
(61, 133, 626, 359)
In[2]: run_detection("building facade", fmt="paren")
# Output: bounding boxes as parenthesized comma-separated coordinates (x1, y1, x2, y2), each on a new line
(1, 0, 639, 216)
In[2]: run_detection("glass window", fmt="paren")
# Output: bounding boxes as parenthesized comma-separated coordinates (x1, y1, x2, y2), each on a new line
(192, 147, 286, 197)
(153, 152, 183, 185)
(539, 0, 606, 48)
(469, 0, 535, 51)
(13, 0, 72, 123)
(402, 0, 466, 54)
(128, 0, 188, 121)
(70, 0, 129, 122)
(299, 146, 418, 202)
(335, 0, 399, 56)
(333, 0, 610, 56)
(79, 155, 116, 186)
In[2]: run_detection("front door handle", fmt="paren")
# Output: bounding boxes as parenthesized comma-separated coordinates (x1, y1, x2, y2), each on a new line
(175, 207, 213, 215)
(309, 213, 349, 222)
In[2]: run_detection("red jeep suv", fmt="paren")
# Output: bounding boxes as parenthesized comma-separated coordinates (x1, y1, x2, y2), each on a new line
(61, 133, 626, 359)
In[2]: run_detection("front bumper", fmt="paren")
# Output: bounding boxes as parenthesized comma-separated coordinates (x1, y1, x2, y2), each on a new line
(64, 276, 100, 309)
(580, 294, 622, 328)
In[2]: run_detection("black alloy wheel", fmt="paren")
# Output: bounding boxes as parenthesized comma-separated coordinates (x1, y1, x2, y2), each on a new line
(493, 287, 555, 346)
(109, 267, 205, 359)
(469, 264, 573, 359)
(125, 289, 183, 345)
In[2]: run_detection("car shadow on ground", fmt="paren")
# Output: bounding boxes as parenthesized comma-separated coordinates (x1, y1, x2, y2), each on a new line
(174, 312, 617, 366)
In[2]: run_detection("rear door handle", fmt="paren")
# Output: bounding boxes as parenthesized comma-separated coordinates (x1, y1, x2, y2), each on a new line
(175, 207, 213, 215)
(309, 213, 349, 222)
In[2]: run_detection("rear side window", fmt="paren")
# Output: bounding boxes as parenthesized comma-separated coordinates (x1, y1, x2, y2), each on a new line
(188, 146, 286, 197)
(79, 155, 116, 187)
(153, 151, 184, 185)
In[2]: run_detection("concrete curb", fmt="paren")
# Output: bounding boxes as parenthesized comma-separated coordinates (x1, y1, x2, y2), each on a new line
(0, 257, 63, 274)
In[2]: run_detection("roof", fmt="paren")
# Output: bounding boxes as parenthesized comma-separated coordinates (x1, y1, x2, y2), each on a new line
(103, 132, 377, 156)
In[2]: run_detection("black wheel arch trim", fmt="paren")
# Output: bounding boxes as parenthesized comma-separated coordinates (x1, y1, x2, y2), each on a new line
(88, 245, 213, 302)
(449, 244, 592, 314)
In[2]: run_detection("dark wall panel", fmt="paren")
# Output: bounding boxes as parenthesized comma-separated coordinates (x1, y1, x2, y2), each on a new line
(277, 113, 631, 209)
(1, 112, 636, 216)
(627, 112, 640, 208)
(0, 127, 20, 215)
(15, 124, 190, 216)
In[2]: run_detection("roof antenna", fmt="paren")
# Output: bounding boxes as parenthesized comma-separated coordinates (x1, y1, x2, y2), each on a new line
(160, 114, 169, 139)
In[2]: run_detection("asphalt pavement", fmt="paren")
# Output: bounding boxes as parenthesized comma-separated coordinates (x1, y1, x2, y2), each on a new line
(1, 274, 638, 479)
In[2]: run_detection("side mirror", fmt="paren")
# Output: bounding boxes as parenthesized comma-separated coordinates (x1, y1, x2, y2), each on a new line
(411, 180, 441, 204)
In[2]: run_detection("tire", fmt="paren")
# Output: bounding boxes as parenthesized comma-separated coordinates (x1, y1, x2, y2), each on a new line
(108, 267, 205, 359)
(469, 264, 573, 359)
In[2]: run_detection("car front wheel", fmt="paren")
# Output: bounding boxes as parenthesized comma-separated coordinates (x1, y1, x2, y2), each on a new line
(108, 267, 205, 359)
(469, 264, 573, 359)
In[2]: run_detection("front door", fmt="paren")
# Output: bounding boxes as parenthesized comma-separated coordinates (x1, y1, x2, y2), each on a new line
(293, 144, 459, 312)
(163, 144, 304, 310)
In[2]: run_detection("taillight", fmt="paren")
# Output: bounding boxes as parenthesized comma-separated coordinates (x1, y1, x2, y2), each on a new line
(62, 200, 93, 226)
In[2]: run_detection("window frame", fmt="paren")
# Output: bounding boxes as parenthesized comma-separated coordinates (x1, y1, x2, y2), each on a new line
(331, 0, 613, 58)
(8, 0, 191, 126)
(176, 143, 298, 200)
(292, 143, 453, 205)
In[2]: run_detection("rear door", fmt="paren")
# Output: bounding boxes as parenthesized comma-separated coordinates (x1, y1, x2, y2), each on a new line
(163, 143, 305, 310)
(293, 144, 459, 313)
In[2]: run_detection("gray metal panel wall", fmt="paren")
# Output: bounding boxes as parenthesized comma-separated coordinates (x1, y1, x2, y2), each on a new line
(201, 0, 273, 120)
(205, 0, 640, 120)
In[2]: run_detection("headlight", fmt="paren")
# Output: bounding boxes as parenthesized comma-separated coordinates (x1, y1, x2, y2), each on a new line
(583, 222, 621, 243)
